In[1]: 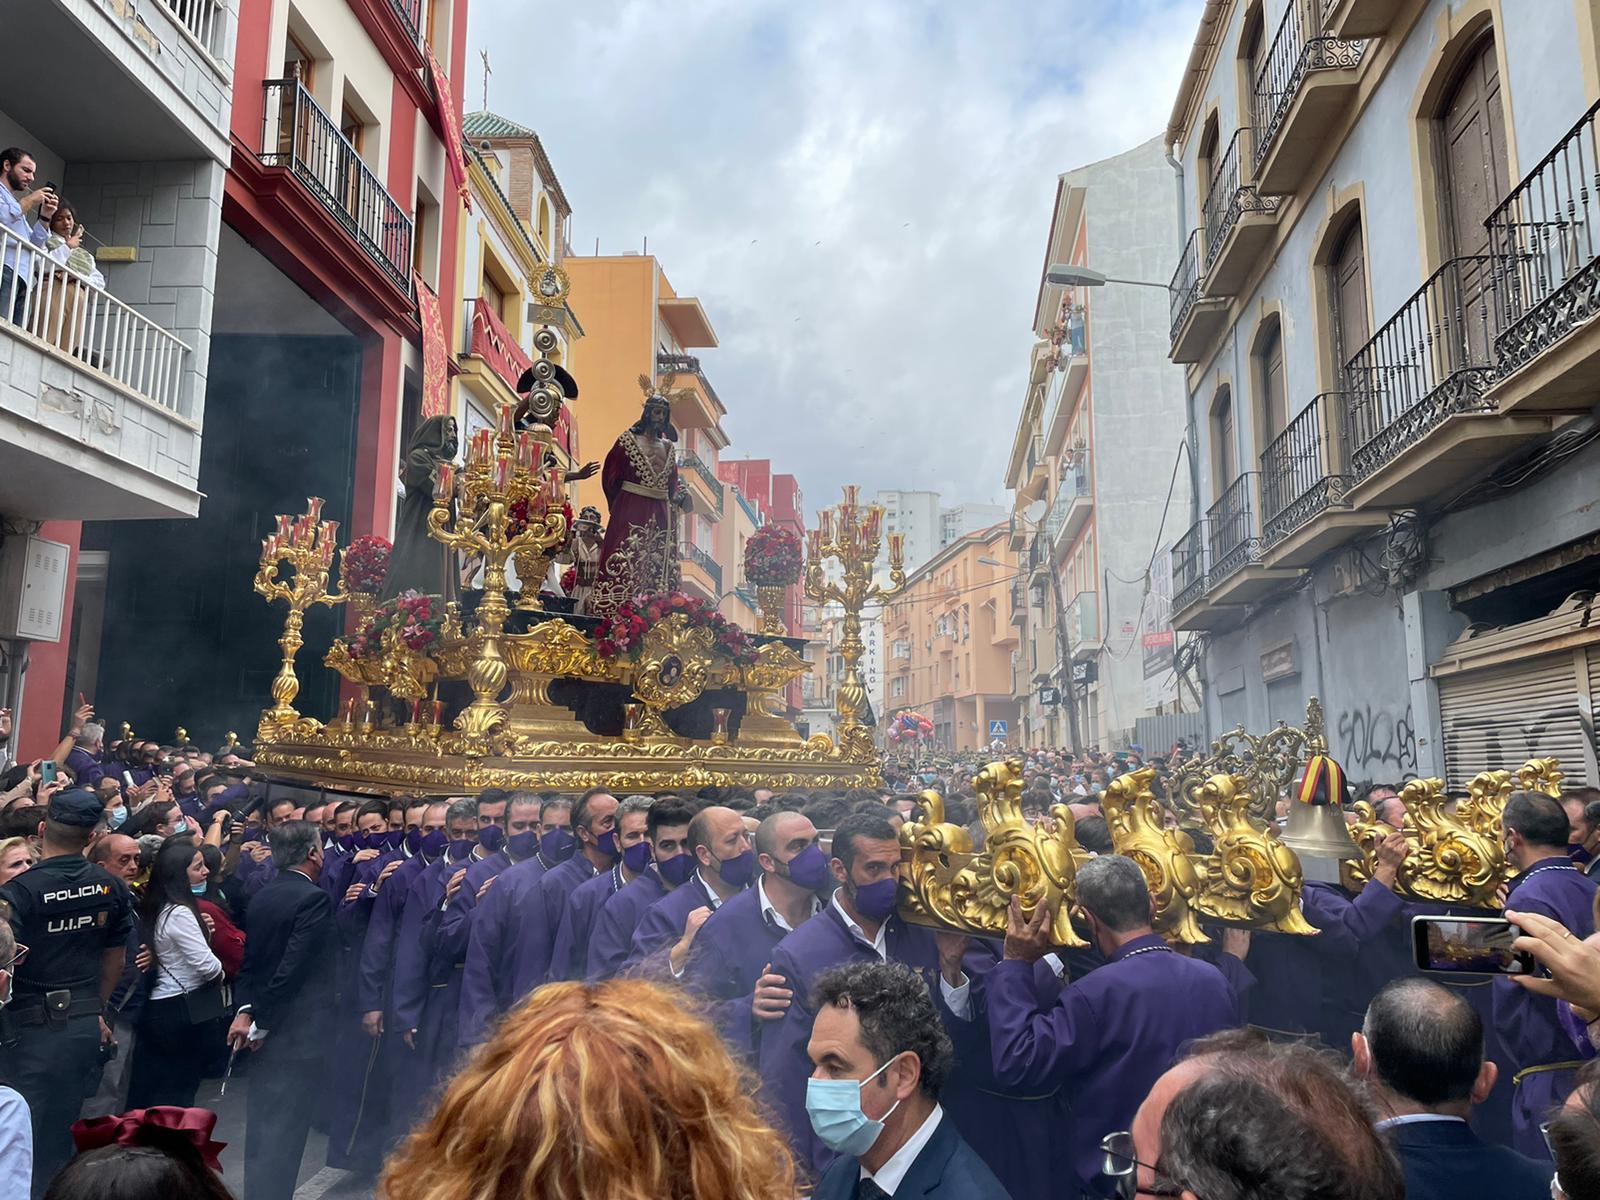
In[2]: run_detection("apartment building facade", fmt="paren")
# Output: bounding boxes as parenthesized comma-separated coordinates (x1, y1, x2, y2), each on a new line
(1005, 135, 1189, 753)
(1166, 0, 1600, 785)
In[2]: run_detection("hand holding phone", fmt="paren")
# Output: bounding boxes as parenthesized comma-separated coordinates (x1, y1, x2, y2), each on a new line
(1412, 915, 1536, 975)
(39, 760, 57, 786)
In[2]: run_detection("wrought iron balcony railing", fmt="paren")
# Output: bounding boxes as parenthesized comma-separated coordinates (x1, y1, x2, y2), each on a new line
(1488, 95, 1600, 377)
(676, 449, 726, 516)
(1172, 520, 1208, 613)
(657, 351, 724, 414)
(680, 541, 723, 593)
(261, 80, 415, 296)
(1169, 228, 1204, 342)
(1202, 128, 1280, 274)
(1206, 473, 1263, 586)
(1342, 256, 1498, 484)
(1260, 393, 1349, 547)
(388, 0, 424, 45)
(1252, 1, 1366, 170)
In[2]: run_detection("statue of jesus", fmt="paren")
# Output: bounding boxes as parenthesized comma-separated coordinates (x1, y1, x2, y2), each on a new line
(588, 394, 692, 618)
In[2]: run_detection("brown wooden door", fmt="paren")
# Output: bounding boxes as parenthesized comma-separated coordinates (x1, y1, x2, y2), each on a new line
(1213, 389, 1237, 495)
(1259, 323, 1287, 449)
(1331, 222, 1370, 369)
(1438, 36, 1509, 364)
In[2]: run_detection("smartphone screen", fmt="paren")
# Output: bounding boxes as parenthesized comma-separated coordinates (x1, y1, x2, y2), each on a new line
(1412, 915, 1536, 975)
(39, 760, 56, 785)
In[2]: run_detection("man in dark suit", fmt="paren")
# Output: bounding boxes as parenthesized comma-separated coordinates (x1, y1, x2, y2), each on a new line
(1355, 977, 1548, 1200)
(805, 961, 1011, 1199)
(226, 820, 336, 1200)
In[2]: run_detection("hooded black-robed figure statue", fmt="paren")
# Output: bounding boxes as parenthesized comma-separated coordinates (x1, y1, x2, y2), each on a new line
(381, 414, 459, 602)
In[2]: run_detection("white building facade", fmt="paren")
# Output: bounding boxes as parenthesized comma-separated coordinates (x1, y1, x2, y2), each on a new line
(1165, 0, 1600, 787)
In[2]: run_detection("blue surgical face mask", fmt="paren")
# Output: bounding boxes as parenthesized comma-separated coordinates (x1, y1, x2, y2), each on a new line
(658, 852, 696, 888)
(621, 840, 652, 874)
(107, 806, 127, 831)
(172, 819, 189, 836)
(190, 882, 207, 896)
(805, 1054, 901, 1156)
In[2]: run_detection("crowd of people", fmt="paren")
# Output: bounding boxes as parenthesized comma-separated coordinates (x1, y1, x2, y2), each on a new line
(0, 707, 1597, 1199)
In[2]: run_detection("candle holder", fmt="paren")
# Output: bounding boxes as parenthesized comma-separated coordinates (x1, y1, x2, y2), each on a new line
(427, 402, 569, 744)
(806, 486, 905, 757)
(254, 498, 344, 728)
(622, 702, 645, 743)
(710, 707, 731, 746)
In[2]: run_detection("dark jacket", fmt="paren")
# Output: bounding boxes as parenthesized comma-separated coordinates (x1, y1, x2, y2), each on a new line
(1385, 1116, 1549, 1200)
(810, 1110, 1013, 1200)
(234, 868, 335, 1060)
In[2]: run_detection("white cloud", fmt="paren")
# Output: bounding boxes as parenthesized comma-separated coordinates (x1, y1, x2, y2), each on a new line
(468, 0, 1203, 513)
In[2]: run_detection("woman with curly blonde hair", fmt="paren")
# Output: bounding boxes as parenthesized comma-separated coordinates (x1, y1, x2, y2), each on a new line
(380, 978, 798, 1200)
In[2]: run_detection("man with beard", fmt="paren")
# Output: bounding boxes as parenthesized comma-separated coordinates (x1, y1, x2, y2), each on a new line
(0, 148, 56, 323)
(587, 393, 692, 618)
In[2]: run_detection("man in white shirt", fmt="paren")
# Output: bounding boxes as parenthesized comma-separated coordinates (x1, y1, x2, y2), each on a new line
(804, 961, 1010, 1199)
(0, 148, 56, 322)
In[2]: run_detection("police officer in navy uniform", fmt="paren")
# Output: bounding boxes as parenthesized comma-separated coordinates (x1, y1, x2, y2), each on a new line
(0, 788, 134, 1197)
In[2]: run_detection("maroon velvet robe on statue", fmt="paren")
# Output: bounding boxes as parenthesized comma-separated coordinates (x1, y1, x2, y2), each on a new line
(588, 429, 683, 617)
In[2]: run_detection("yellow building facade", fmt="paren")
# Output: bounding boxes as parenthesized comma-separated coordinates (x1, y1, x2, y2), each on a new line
(883, 525, 1020, 752)
(564, 255, 730, 604)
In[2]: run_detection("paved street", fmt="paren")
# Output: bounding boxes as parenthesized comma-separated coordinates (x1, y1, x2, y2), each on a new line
(206, 1071, 379, 1200)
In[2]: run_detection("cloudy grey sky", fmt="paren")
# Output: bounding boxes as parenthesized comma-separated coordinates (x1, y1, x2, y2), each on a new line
(467, 0, 1203, 514)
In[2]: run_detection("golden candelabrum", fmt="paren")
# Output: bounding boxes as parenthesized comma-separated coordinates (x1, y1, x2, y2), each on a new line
(756, 585, 789, 637)
(254, 498, 343, 727)
(428, 404, 569, 744)
(806, 486, 904, 759)
(1169, 697, 1329, 823)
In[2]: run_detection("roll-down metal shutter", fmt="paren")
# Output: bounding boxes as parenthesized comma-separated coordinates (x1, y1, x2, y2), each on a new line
(1437, 653, 1594, 785)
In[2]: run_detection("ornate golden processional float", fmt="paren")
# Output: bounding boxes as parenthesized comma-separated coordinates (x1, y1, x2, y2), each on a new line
(248, 346, 902, 796)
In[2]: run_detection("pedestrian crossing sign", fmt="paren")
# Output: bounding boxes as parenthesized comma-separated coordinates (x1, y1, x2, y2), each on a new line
(988, 720, 1008, 738)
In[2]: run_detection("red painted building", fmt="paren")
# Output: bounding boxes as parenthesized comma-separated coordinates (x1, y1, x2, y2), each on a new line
(62, 0, 474, 748)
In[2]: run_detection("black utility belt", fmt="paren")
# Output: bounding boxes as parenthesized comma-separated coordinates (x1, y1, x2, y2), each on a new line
(10, 990, 103, 1026)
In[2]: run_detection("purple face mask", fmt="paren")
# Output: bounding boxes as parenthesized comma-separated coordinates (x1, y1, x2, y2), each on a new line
(850, 876, 899, 922)
(621, 840, 652, 874)
(505, 829, 540, 860)
(781, 844, 830, 891)
(419, 829, 447, 859)
(446, 838, 475, 862)
(595, 829, 622, 864)
(715, 848, 755, 889)
(386, 830, 406, 851)
(658, 853, 696, 887)
(337, 833, 357, 853)
(404, 828, 423, 857)
(478, 825, 505, 855)
(540, 828, 577, 864)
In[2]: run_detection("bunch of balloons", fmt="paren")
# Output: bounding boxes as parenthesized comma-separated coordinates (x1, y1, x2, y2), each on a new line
(887, 712, 934, 743)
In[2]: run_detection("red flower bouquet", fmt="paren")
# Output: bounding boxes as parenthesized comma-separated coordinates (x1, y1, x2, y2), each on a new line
(594, 591, 758, 666)
(350, 590, 445, 659)
(744, 525, 803, 587)
(508, 497, 574, 550)
(560, 565, 578, 594)
(342, 535, 392, 594)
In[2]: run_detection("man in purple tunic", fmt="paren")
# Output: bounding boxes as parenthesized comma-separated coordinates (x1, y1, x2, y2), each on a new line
(586, 797, 697, 980)
(681, 810, 824, 1059)
(1495, 791, 1598, 1158)
(1242, 831, 1409, 1043)
(758, 813, 977, 1182)
(988, 853, 1241, 1197)
(429, 790, 514, 966)
(457, 789, 617, 1043)
(627, 805, 752, 972)
(549, 796, 653, 981)
(389, 801, 478, 1127)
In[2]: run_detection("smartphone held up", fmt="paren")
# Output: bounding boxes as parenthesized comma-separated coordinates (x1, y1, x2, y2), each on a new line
(1412, 915, 1537, 976)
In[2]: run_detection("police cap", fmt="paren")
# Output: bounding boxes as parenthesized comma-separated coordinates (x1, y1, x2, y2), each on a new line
(48, 788, 104, 828)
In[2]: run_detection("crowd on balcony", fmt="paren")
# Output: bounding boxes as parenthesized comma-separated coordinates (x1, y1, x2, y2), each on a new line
(0, 699, 1596, 1200)
(1, 147, 108, 328)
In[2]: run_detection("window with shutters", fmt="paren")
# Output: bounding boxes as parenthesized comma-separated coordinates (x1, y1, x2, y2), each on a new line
(1436, 34, 1508, 262)
(1329, 218, 1370, 372)
(1210, 386, 1237, 499)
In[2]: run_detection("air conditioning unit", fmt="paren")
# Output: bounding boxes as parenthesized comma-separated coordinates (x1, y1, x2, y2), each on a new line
(0, 535, 71, 642)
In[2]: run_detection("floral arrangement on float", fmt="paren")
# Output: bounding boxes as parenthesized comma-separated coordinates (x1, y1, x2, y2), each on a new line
(349, 590, 446, 659)
(560, 565, 578, 594)
(743, 524, 804, 587)
(340, 535, 392, 595)
(594, 592, 759, 666)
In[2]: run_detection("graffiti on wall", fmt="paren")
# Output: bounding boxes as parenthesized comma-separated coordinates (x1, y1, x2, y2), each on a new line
(1337, 704, 1419, 779)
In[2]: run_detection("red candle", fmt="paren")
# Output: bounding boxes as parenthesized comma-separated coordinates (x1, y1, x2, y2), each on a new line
(807, 529, 822, 560)
(494, 456, 511, 493)
(820, 510, 834, 542)
(410, 698, 423, 725)
(432, 700, 443, 725)
(499, 403, 515, 436)
(515, 431, 534, 472)
(434, 463, 454, 501)
(307, 496, 324, 522)
(322, 519, 339, 545)
(276, 514, 291, 541)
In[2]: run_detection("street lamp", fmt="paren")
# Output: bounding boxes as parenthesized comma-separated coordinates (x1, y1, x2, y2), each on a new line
(980, 545, 1083, 755)
(1046, 262, 1169, 291)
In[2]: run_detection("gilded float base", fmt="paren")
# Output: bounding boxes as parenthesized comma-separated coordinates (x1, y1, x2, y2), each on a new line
(254, 721, 880, 796)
